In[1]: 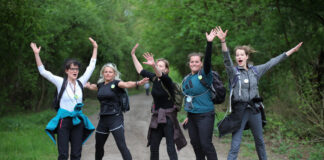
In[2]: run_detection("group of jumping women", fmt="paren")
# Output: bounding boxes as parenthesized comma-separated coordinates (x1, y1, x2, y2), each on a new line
(30, 26, 302, 160)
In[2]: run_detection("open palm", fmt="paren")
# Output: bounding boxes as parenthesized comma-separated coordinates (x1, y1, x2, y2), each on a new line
(142, 52, 155, 66)
(30, 42, 41, 55)
(206, 29, 217, 42)
(215, 26, 228, 41)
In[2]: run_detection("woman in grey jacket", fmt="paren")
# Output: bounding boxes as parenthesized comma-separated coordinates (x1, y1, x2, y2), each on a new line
(214, 26, 302, 160)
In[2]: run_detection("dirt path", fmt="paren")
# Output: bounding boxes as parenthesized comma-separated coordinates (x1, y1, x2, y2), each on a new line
(80, 93, 250, 160)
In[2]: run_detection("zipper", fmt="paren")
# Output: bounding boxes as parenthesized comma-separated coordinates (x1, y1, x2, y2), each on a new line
(248, 70, 251, 101)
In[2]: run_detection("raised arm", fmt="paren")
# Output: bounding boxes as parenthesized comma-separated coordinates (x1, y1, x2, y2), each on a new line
(30, 42, 63, 87)
(142, 52, 162, 77)
(30, 42, 43, 67)
(215, 26, 235, 78)
(203, 28, 217, 74)
(215, 26, 228, 52)
(118, 77, 149, 89)
(255, 42, 303, 78)
(131, 43, 143, 74)
(78, 37, 98, 85)
(89, 37, 98, 60)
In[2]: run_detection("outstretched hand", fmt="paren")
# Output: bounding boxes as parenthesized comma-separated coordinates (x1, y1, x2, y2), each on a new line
(89, 37, 98, 48)
(30, 42, 41, 55)
(137, 77, 150, 86)
(292, 42, 303, 52)
(206, 28, 217, 42)
(142, 52, 155, 67)
(131, 43, 139, 56)
(286, 42, 303, 56)
(215, 26, 228, 42)
(85, 82, 91, 89)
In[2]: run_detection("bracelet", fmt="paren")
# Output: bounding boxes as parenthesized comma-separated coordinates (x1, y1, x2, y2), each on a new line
(221, 41, 226, 43)
(135, 81, 138, 87)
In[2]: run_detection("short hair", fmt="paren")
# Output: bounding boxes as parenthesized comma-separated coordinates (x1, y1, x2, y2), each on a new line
(64, 59, 81, 70)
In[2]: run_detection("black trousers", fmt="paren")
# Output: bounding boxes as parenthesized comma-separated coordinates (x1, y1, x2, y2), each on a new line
(150, 117, 178, 160)
(95, 127, 132, 160)
(57, 117, 84, 160)
(188, 111, 218, 160)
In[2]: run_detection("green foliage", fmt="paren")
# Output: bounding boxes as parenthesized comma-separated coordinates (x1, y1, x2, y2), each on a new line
(0, 0, 139, 114)
(0, 0, 323, 157)
(0, 110, 57, 159)
(130, 0, 324, 141)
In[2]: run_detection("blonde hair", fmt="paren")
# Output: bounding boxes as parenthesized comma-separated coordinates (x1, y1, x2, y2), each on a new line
(234, 45, 256, 56)
(97, 63, 121, 83)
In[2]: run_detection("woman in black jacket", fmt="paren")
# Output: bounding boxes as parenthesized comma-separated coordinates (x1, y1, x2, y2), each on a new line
(131, 45, 187, 160)
(85, 63, 148, 160)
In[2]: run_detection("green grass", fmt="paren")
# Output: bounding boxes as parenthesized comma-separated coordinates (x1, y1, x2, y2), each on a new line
(0, 98, 101, 160)
(0, 110, 57, 160)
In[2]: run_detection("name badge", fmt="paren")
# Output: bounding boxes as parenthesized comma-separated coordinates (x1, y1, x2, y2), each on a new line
(244, 79, 249, 83)
(186, 96, 192, 102)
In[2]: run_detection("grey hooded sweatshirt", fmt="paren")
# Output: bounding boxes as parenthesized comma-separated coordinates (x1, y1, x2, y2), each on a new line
(223, 50, 288, 112)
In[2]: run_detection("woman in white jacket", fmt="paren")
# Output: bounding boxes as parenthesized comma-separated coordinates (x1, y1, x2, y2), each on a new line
(30, 37, 98, 160)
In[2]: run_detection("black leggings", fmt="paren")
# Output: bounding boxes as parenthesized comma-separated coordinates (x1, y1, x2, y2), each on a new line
(150, 118, 178, 160)
(188, 111, 218, 160)
(57, 117, 84, 160)
(95, 127, 132, 160)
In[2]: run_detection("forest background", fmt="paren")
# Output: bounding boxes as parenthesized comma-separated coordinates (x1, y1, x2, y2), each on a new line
(0, 0, 323, 159)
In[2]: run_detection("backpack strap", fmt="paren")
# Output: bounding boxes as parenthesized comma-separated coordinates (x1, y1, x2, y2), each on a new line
(228, 67, 241, 112)
(57, 78, 84, 109)
(197, 70, 211, 90)
(181, 73, 210, 98)
(76, 79, 84, 101)
(55, 77, 68, 110)
(153, 76, 173, 102)
(180, 73, 191, 95)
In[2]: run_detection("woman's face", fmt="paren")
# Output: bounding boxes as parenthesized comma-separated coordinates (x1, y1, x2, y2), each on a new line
(157, 61, 169, 74)
(103, 67, 116, 82)
(65, 64, 79, 81)
(235, 49, 249, 67)
(189, 56, 203, 73)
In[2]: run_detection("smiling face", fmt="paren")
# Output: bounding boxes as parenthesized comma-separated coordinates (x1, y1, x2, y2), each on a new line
(189, 55, 203, 74)
(65, 64, 79, 81)
(235, 49, 249, 67)
(103, 67, 116, 82)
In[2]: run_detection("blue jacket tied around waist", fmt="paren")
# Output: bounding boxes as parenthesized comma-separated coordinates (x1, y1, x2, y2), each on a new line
(45, 103, 95, 144)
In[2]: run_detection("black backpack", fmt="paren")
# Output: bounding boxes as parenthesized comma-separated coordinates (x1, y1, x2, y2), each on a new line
(152, 76, 184, 111)
(110, 83, 130, 113)
(117, 88, 130, 112)
(197, 70, 226, 104)
(52, 77, 84, 111)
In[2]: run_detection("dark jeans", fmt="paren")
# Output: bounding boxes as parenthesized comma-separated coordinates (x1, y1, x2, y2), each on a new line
(150, 117, 178, 160)
(95, 127, 132, 160)
(57, 117, 84, 160)
(188, 111, 218, 160)
(227, 109, 267, 160)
